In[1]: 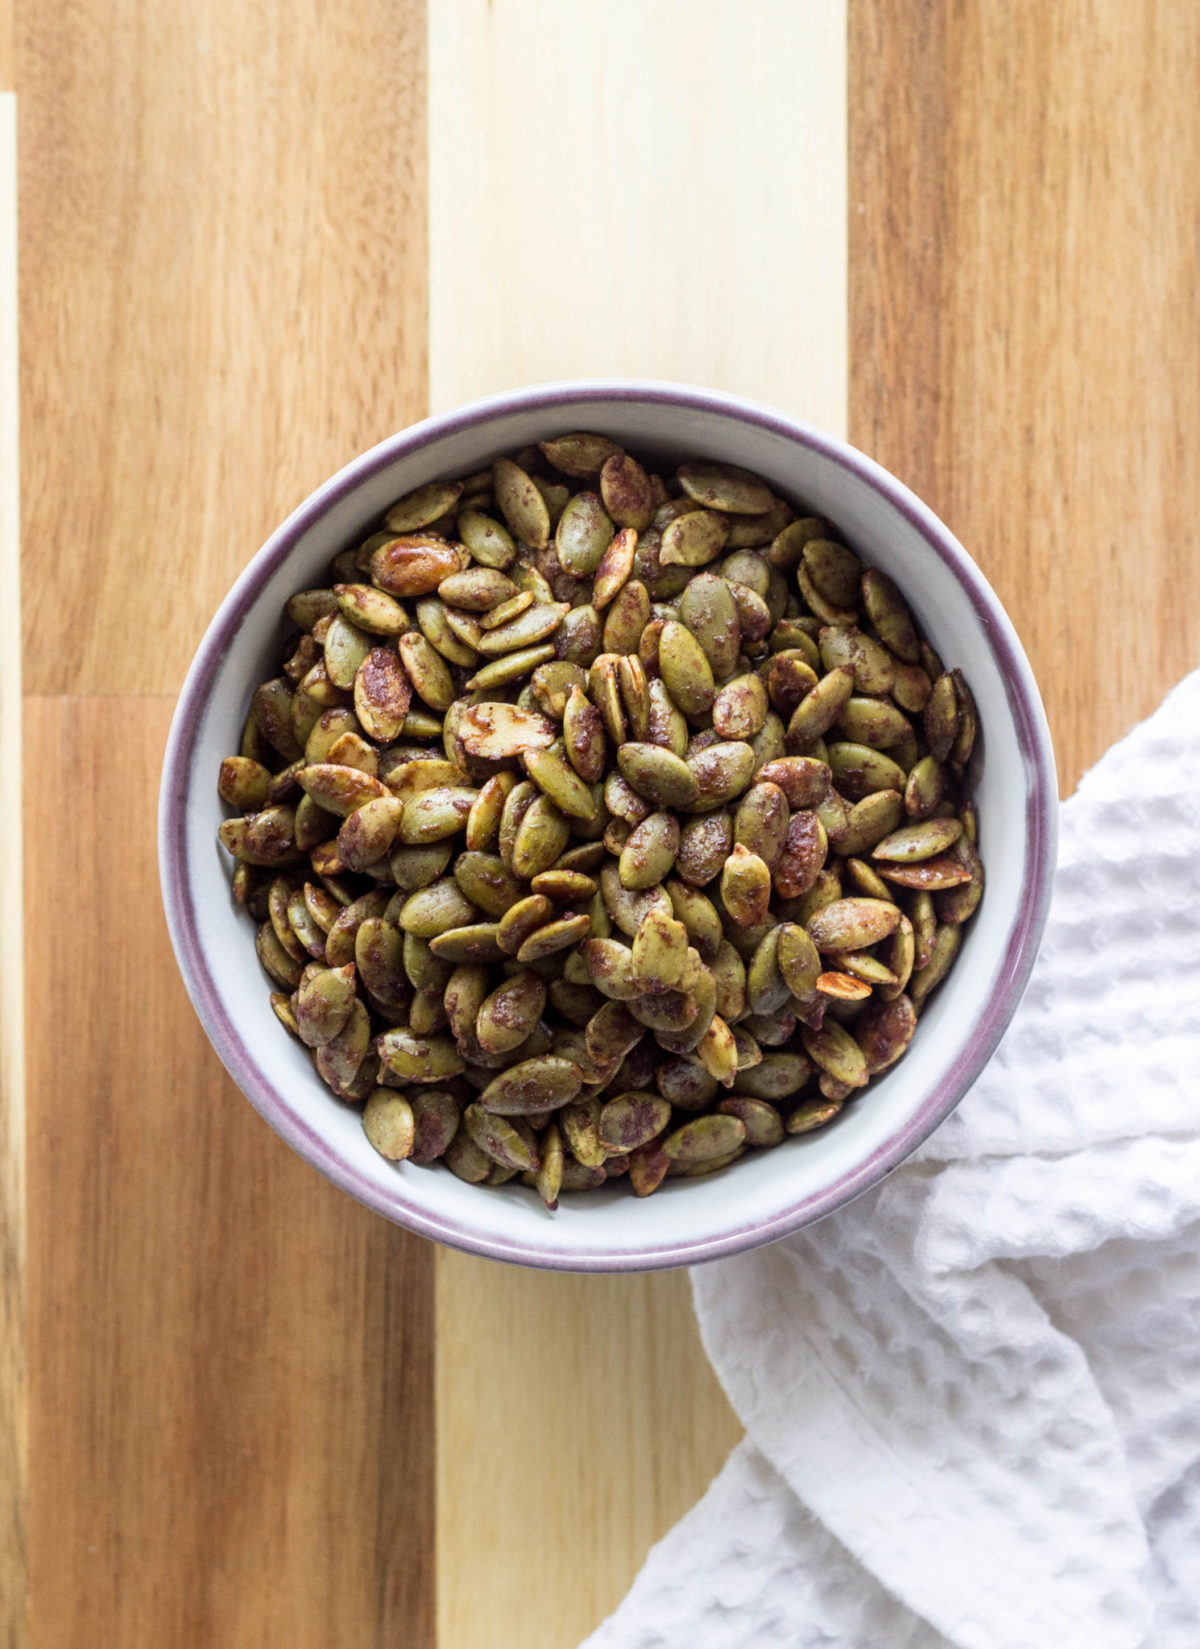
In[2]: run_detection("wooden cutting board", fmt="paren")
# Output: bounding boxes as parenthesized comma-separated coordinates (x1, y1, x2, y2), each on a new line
(4, 3, 1198, 1646)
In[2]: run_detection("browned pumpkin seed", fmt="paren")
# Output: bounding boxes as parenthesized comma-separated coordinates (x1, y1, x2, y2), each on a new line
(600, 452, 655, 531)
(371, 537, 465, 598)
(807, 897, 901, 951)
(458, 702, 555, 760)
(592, 527, 638, 609)
(875, 856, 973, 891)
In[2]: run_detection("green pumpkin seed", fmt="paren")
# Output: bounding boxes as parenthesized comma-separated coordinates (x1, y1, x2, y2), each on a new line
(826, 742, 908, 801)
(478, 1055, 583, 1115)
(657, 621, 715, 716)
(631, 909, 689, 990)
(786, 668, 854, 748)
(493, 457, 551, 550)
(362, 1089, 416, 1159)
(837, 696, 912, 750)
(384, 480, 462, 535)
(803, 540, 863, 609)
(685, 741, 755, 812)
(720, 844, 771, 928)
(337, 795, 405, 870)
(675, 811, 732, 886)
(950, 669, 978, 765)
(452, 852, 524, 918)
(444, 1129, 494, 1184)
(678, 574, 742, 678)
(601, 580, 650, 655)
(428, 923, 506, 963)
(774, 809, 827, 899)
(862, 568, 919, 662)
(619, 811, 680, 891)
(936, 840, 984, 924)
(598, 1091, 671, 1153)
(516, 913, 592, 962)
(786, 1096, 842, 1134)
(407, 1090, 461, 1162)
(463, 1104, 540, 1172)
(458, 509, 516, 569)
(615, 743, 697, 810)
(872, 817, 963, 862)
(924, 671, 960, 762)
(535, 1121, 565, 1208)
(354, 648, 413, 742)
(717, 1096, 784, 1147)
(837, 789, 905, 857)
(465, 643, 558, 690)
(677, 460, 773, 516)
(875, 855, 973, 891)
(645, 678, 689, 757)
(801, 1019, 868, 1088)
(555, 490, 614, 575)
(910, 921, 962, 1008)
(661, 1112, 747, 1166)
(539, 432, 623, 479)
(472, 601, 567, 658)
(660, 507, 729, 567)
(511, 793, 571, 878)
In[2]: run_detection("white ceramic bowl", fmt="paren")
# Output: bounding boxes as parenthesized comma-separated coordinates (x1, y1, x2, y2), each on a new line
(160, 381, 1057, 1271)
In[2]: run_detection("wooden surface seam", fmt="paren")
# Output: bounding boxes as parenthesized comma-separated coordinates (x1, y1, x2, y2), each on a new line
(0, 86, 25, 1649)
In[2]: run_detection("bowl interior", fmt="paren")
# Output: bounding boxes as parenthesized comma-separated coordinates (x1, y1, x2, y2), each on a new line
(162, 384, 1055, 1270)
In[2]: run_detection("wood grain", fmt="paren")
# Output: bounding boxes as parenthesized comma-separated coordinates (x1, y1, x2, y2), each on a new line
(17, 0, 428, 697)
(849, 0, 1200, 795)
(428, 5, 847, 1645)
(17, 0, 437, 1644)
(24, 698, 435, 1649)
(1, 88, 25, 1649)
(429, 0, 847, 432)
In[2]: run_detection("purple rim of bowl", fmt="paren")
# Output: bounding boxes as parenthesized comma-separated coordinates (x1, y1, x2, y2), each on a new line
(159, 380, 1058, 1272)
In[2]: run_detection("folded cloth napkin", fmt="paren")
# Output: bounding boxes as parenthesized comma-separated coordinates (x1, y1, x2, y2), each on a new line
(582, 670, 1200, 1649)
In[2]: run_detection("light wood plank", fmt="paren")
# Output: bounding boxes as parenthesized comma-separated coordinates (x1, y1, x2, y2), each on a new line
(25, 698, 435, 1649)
(17, 0, 428, 696)
(429, 0, 847, 433)
(0, 89, 25, 1649)
(429, 5, 847, 1645)
(849, 0, 1200, 795)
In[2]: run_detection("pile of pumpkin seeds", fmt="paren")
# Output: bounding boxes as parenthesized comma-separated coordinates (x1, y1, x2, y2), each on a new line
(218, 434, 983, 1207)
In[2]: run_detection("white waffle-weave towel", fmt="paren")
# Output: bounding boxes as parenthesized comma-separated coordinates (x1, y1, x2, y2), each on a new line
(582, 669, 1200, 1649)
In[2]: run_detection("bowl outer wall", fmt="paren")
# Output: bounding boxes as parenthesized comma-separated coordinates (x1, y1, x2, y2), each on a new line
(159, 381, 1058, 1272)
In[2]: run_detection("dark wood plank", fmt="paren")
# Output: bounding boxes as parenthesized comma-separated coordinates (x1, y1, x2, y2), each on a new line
(17, 0, 428, 695)
(850, 0, 1200, 793)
